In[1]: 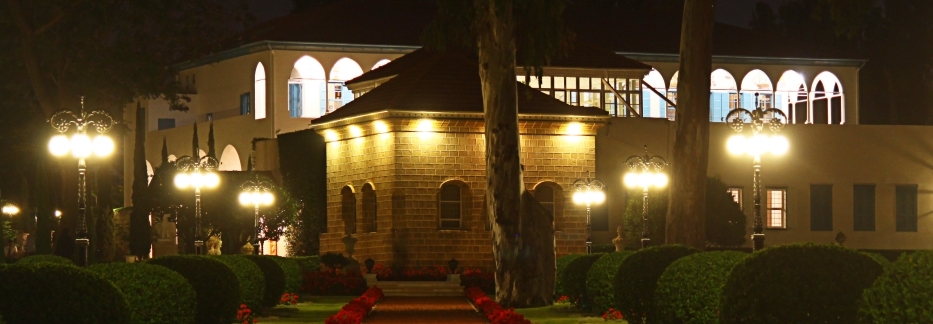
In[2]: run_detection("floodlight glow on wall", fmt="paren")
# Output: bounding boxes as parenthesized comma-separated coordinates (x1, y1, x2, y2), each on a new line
(374, 121, 389, 133)
(325, 130, 339, 142)
(349, 125, 363, 137)
(417, 119, 434, 140)
(566, 122, 583, 135)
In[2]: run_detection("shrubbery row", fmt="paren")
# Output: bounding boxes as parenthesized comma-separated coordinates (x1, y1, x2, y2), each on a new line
(558, 243, 925, 324)
(0, 254, 309, 324)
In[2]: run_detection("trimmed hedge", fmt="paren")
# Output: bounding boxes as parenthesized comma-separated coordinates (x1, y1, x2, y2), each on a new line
(266, 255, 303, 293)
(211, 256, 266, 312)
(149, 255, 240, 324)
(0, 263, 131, 323)
(614, 245, 699, 324)
(89, 262, 197, 324)
(243, 255, 286, 308)
(16, 254, 74, 266)
(720, 243, 883, 324)
(861, 251, 891, 267)
(586, 251, 635, 314)
(563, 253, 603, 309)
(859, 251, 933, 323)
(293, 256, 321, 274)
(555, 254, 584, 297)
(655, 251, 747, 324)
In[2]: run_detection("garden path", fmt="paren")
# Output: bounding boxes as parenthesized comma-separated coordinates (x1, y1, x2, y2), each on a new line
(363, 296, 486, 323)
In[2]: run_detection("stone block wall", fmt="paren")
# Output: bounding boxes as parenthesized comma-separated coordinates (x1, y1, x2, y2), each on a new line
(318, 115, 601, 270)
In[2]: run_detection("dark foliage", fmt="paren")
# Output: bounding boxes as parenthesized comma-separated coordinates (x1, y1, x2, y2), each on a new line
(613, 245, 700, 324)
(15, 254, 74, 266)
(265, 255, 303, 293)
(555, 254, 584, 297)
(586, 251, 635, 314)
(301, 271, 367, 295)
(293, 256, 322, 274)
(242, 255, 286, 308)
(277, 130, 327, 256)
(720, 243, 883, 324)
(148, 255, 240, 324)
(655, 251, 747, 324)
(320, 252, 350, 271)
(0, 263, 131, 323)
(89, 262, 196, 324)
(859, 251, 933, 323)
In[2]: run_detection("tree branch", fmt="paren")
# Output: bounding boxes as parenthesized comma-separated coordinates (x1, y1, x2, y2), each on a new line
(34, 0, 87, 36)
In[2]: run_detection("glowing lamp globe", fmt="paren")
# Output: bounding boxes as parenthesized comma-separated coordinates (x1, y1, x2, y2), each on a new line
(261, 192, 274, 205)
(174, 173, 190, 189)
(70, 134, 93, 158)
(49, 135, 71, 156)
(92, 135, 114, 156)
(204, 172, 220, 188)
(727, 135, 747, 155)
(239, 192, 252, 205)
(653, 173, 669, 188)
(770, 135, 789, 155)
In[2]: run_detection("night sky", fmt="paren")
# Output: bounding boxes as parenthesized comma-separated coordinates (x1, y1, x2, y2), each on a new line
(247, 0, 785, 28)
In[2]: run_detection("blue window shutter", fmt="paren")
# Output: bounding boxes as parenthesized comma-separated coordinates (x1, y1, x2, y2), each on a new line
(342, 86, 353, 106)
(289, 83, 302, 118)
(709, 93, 716, 122)
(320, 82, 326, 116)
(642, 90, 651, 117)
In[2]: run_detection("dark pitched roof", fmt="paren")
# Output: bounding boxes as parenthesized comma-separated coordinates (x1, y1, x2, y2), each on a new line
(227, 0, 860, 60)
(312, 50, 607, 125)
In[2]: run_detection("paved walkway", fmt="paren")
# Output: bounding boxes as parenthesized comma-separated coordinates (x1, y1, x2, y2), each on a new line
(364, 297, 486, 323)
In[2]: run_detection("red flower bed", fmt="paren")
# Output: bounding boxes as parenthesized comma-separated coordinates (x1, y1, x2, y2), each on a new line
(325, 286, 385, 324)
(302, 271, 367, 295)
(461, 268, 495, 292)
(464, 287, 531, 324)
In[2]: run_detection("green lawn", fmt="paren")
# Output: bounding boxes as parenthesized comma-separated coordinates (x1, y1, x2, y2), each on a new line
(258, 295, 355, 324)
(514, 303, 627, 324)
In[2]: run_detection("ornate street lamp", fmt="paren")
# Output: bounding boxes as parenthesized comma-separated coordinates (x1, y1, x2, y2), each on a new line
(726, 93, 789, 251)
(623, 145, 668, 249)
(173, 155, 219, 255)
(571, 172, 605, 254)
(239, 176, 274, 255)
(48, 98, 115, 266)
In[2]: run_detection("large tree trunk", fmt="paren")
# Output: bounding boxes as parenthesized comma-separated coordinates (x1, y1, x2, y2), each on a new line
(666, 0, 715, 249)
(129, 102, 152, 258)
(474, 0, 554, 307)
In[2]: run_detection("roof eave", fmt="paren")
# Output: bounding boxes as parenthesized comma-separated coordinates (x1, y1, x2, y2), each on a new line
(618, 52, 867, 68)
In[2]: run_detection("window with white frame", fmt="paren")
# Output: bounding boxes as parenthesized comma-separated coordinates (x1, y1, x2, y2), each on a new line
(727, 187, 743, 210)
(439, 183, 462, 229)
(766, 188, 787, 228)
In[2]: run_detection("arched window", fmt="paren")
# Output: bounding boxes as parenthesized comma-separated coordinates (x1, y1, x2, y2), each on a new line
(439, 181, 466, 229)
(641, 69, 667, 119)
(810, 72, 844, 124)
(710, 69, 738, 123)
(341, 186, 356, 235)
(740, 69, 774, 110)
(218, 145, 242, 171)
(254, 63, 267, 120)
(289, 56, 326, 119)
(776, 70, 808, 124)
(361, 183, 377, 233)
(668, 71, 679, 121)
(328, 58, 364, 113)
(533, 182, 564, 231)
(372, 59, 391, 70)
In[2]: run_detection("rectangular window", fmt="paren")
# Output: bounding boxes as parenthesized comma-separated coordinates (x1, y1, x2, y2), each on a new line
(728, 187, 743, 210)
(766, 188, 786, 228)
(529, 75, 539, 88)
(896, 185, 918, 232)
(554, 76, 564, 89)
(554, 91, 566, 103)
(240, 92, 251, 115)
(579, 77, 590, 90)
(853, 185, 876, 231)
(157, 118, 175, 130)
(592, 78, 602, 90)
(541, 76, 551, 89)
(810, 185, 833, 231)
(288, 83, 302, 118)
(566, 77, 577, 89)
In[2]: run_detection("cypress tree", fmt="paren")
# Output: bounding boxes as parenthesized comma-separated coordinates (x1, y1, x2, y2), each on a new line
(129, 102, 152, 259)
(192, 122, 199, 157)
(207, 122, 216, 160)
(161, 137, 168, 166)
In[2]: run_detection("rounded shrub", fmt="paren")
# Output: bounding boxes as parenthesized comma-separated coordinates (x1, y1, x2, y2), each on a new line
(243, 255, 286, 308)
(0, 263, 131, 323)
(586, 251, 635, 314)
(720, 243, 883, 324)
(149, 255, 240, 324)
(859, 250, 933, 323)
(562, 253, 603, 309)
(89, 262, 197, 324)
(210, 256, 265, 312)
(654, 251, 747, 324)
(555, 254, 584, 297)
(861, 251, 891, 267)
(613, 244, 699, 324)
(266, 255, 302, 293)
(16, 254, 74, 266)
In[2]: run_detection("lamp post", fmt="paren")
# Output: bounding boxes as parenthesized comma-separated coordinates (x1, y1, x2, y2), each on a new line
(623, 145, 668, 249)
(571, 172, 605, 254)
(173, 155, 219, 255)
(239, 177, 274, 255)
(48, 98, 115, 267)
(726, 93, 789, 251)
(3, 203, 19, 257)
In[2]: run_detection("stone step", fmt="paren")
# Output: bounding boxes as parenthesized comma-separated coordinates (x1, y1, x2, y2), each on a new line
(374, 280, 466, 297)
